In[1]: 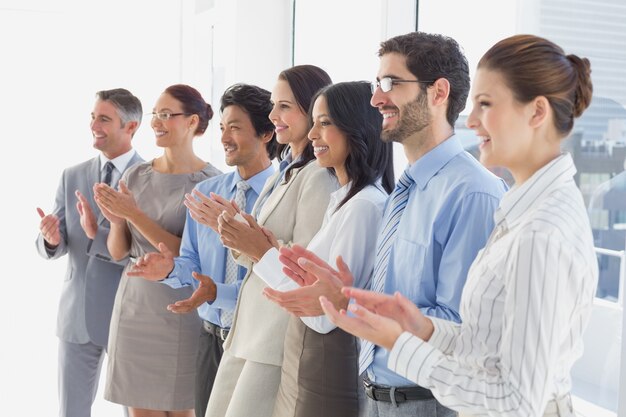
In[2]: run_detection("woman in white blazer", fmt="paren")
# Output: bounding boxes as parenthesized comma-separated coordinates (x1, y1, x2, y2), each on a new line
(204, 65, 336, 417)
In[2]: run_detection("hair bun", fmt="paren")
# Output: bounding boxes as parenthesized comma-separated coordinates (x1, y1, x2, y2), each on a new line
(567, 54, 593, 117)
(206, 102, 214, 122)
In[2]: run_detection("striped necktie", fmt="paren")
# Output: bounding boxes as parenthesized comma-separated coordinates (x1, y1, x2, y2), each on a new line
(220, 180, 250, 328)
(103, 161, 115, 186)
(358, 169, 414, 375)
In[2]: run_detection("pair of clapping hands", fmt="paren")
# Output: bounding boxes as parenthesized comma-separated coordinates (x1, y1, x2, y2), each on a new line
(126, 189, 277, 313)
(37, 181, 137, 247)
(185, 189, 278, 263)
(265, 245, 435, 351)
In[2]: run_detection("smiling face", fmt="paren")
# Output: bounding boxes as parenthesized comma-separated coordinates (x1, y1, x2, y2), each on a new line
(150, 92, 195, 147)
(90, 99, 133, 159)
(466, 68, 535, 172)
(268, 79, 310, 157)
(370, 52, 430, 144)
(308, 95, 350, 185)
(220, 104, 270, 178)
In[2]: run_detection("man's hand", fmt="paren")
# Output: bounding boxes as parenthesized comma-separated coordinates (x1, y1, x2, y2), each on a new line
(75, 190, 98, 239)
(37, 207, 61, 247)
(127, 242, 175, 281)
(167, 272, 217, 314)
(184, 190, 238, 233)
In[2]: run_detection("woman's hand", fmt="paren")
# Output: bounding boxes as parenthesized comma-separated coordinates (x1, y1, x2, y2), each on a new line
(320, 296, 404, 351)
(93, 180, 139, 222)
(217, 211, 275, 262)
(340, 288, 434, 341)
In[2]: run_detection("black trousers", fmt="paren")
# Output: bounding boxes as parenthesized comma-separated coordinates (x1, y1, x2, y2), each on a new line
(195, 325, 226, 417)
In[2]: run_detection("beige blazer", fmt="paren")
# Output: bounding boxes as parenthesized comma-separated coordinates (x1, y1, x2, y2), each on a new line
(224, 160, 338, 366)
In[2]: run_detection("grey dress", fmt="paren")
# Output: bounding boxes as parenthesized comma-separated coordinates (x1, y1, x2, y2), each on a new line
(105, 161, 221, 410)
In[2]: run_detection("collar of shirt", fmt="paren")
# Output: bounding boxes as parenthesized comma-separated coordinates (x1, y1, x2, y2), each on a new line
(99, 149, 136, 174)
(279, 153, 293, 172)
(327, 181, 351, 213)
(328, 179, 386, 214)
(495, 153, 577, 229)
(230, 163, 276, 197)
(409, 134, 464, 190)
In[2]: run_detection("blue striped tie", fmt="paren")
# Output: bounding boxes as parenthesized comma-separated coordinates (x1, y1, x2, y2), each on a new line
(359, 169, 414, 375)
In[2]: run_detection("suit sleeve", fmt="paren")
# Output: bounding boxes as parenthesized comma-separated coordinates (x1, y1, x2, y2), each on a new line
(36, 169, 68, 260)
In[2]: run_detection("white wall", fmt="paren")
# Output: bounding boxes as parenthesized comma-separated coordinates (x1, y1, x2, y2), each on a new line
(1, 1, 193, 415)
(0, 0, 294, 414)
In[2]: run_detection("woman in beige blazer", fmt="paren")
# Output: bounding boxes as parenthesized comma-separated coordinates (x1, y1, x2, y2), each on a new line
(204, 65, 337, 417)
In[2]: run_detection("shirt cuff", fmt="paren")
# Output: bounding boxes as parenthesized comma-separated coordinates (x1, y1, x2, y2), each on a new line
(212, 281, 237, 311)
(388, 332, 442, 387)
(159, 262, 185, 288)
(301, 315, 336, 334)
(428, 316, 460, 354)
(254, 247, 293, 290)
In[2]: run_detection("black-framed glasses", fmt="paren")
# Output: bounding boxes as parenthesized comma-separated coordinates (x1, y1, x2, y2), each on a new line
(150, 112, 191, 121)
(370, 77, 435, 94)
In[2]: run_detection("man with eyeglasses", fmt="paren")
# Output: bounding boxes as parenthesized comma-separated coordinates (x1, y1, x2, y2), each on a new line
(264, 32, 507, 417)
(127, 83, 277, 417)
(36, 88, 144, 417)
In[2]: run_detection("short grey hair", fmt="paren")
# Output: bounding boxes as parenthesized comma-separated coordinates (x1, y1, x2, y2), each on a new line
(96, 88, 143, 132)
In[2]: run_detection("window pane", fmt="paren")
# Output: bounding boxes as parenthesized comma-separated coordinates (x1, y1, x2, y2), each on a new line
(419, 0, 625, 414)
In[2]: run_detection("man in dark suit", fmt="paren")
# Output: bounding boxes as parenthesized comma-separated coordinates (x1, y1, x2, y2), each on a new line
(36, 88, 144, 417)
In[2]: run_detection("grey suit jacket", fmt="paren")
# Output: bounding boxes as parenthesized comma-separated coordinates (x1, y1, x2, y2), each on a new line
(225, 160, 339, 366)
(36, 152, 143, 347)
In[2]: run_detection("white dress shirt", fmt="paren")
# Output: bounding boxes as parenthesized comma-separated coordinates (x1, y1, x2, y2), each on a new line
(100, 149, 137, 186)
(388, 154, 598, 417)
(255, 182, 387, 333)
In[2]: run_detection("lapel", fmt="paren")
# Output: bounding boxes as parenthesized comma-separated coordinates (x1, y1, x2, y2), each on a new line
(256, 164, 304, 226)
(95, 152, 144, 226)
(87, 157, 109, 226)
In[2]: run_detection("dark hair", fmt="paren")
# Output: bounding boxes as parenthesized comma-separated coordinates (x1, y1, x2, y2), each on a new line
(276, 65, 332, 181)
(220, 83, 278, 160)
(479, 34, 593, 135)
(96, 88, 143, 134)
(164, 84, 213, 135)
(378, 32, 470, 126)
(311, 81, 394, 210)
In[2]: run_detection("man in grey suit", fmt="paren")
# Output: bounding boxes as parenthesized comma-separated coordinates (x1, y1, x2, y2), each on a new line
(36, 88, 144, 417)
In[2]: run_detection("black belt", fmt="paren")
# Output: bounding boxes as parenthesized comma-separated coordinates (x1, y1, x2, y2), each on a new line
(363, 378, 434, 403)
(203, 320, 229, 341)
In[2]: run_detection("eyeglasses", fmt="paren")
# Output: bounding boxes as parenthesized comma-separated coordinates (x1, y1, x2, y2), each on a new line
(370, 77, 435, 94)
(150, 112, 191, 121)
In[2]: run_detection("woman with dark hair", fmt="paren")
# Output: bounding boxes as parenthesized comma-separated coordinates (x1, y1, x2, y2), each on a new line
(322, 35, 597, 417)
(204, 65, 336, 417)
(250, 81, 393, 417)
(94, 84, 221, 417)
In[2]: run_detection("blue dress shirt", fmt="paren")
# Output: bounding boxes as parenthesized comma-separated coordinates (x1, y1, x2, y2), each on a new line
(161, 165, 275, 328)
(370, 135, 507, 386)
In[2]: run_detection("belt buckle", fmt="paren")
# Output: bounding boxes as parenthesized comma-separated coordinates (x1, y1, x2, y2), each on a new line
(219, 327, 229, 341)
(365, 384, 378, 401)
(363, 380, 378, 401)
